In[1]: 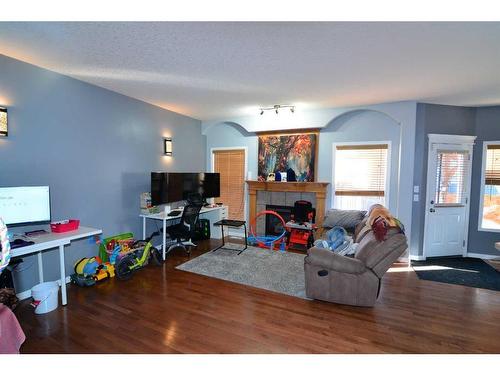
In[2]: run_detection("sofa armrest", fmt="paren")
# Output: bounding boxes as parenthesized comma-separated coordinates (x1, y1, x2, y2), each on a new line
(305, 247, 366, 274)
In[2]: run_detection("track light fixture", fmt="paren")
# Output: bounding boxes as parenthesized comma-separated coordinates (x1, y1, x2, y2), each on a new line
(259, 104, 296, 115)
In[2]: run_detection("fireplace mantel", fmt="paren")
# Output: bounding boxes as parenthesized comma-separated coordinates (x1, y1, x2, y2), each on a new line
(246, 181, 330, 227)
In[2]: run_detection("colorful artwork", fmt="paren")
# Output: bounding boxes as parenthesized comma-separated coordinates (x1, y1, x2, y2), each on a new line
(258, 132, 317, 182)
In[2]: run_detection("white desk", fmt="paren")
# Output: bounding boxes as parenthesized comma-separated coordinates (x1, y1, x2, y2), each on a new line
(10, 226, 102, 305)
(140, 206, 228, 259)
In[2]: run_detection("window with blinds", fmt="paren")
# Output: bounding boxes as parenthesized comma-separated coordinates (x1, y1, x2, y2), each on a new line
(480, 142, 500, 231)
(434, 150, 470, 206)
(485, 145, 500, 186)
(213, 149, 245, 220)
(333, 144, 388, 210)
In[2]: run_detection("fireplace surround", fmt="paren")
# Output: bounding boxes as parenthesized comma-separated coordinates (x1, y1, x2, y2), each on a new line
(247, 181, 329, 233)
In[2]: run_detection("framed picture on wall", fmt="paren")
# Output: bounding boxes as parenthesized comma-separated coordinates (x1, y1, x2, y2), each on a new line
(257, 129, 319, 182)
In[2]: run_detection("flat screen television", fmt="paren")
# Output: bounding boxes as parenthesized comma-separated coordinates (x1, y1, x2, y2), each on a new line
(151, 172, 220, 205)
(0, 186, 51, 226)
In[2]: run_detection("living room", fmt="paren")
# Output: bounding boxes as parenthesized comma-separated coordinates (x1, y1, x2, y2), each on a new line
(0, 1, 499, 371)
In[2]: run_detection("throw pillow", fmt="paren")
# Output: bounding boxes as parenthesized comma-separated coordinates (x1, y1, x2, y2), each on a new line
(323, 209, 367, 232)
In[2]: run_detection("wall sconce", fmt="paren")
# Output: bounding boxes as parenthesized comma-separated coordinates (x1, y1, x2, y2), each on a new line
(163, 137, 173, 156)
(0, 107, 7, 137)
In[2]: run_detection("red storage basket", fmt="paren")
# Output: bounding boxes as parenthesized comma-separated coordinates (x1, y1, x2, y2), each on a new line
(50, 219, 80, 233)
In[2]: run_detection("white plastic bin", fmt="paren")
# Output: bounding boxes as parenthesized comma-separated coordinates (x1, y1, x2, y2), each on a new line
(31, 281, 59, 314)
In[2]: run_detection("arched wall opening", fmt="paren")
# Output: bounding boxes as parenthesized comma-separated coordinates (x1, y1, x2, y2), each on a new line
(319, 109, 402, 215)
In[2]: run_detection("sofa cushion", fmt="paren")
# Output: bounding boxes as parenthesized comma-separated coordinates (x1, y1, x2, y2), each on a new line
(322, 209, 366, 232)
(354, 230, 407, 274)
(306, 247, 366, 274)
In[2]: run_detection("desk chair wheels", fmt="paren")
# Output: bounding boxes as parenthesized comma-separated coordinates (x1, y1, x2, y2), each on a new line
(167, 241, 195, 257)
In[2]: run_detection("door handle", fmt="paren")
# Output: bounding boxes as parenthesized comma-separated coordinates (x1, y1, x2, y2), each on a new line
(430, 208, 435, 213)
(430, 200, 435, 205)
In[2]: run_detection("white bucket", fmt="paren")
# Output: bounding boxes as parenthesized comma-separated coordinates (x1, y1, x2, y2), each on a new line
(31, 281, 59, 314)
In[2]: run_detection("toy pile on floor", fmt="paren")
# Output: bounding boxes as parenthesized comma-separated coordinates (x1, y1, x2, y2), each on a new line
(70, 256, 115, 287)
(70, 234, 136, 286)
(70, 231, 163, 285)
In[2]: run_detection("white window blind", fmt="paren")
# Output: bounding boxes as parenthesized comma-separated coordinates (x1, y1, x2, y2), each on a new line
(213, 149, 245, 220)
(480, 144, 500, 231)
(485, 145, 500, 186)
(334, 144, 388, 210)
(335, 144, 388, 196)
(434, 150, 469, 206)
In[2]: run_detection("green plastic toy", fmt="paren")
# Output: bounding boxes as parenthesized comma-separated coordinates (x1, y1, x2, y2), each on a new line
(115, 231, 163, 280)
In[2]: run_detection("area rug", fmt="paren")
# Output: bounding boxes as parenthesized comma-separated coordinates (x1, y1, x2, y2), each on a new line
(176, 246, 308, 299)
(412, 257, 500, 291)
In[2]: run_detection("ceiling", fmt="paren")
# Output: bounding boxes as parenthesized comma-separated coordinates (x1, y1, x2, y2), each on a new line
(1, 22, 500, 121)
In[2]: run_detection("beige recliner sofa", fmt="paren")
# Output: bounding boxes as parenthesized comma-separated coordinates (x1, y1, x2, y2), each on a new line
(304, 228, 407, 307)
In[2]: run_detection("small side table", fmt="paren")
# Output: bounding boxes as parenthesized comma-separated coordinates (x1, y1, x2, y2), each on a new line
(212, 219, 248, 255)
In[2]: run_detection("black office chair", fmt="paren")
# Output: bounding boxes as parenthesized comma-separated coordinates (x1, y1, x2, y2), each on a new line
(165, 203, 203, 256)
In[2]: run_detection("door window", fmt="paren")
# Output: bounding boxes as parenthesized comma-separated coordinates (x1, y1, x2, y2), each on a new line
(434, 150, 469, 206)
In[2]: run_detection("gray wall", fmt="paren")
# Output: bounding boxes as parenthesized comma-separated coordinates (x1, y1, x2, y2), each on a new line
(468, 106, 500, 255)
(318, 110, 400, 212)
(411, 103, 500, 257)
(411, 104, 476, 256)
(0, 54, 206, 292)
(204, 102, 418, 249)
(205, 110, 401, 220)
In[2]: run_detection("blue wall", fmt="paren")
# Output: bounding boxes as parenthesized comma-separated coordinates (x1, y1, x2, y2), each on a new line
(206, 111, 400, 212)
(411, 103, 500, 257)
(318, 110, 400, 212)
(0, 54, 206, 292)
(468, 106, 500, 255)
(204, 103, 416, 257)
(411, 104, 476, 257)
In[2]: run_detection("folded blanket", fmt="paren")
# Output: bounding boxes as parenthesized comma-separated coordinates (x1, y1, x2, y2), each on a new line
(0, 303, 25, 354)
(355, 204, 404, 243)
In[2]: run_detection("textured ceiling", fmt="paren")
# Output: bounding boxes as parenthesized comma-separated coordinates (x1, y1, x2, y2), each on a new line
(1, 22, 500, 120)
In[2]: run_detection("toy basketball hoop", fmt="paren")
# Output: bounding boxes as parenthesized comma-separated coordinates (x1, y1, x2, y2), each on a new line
(248, 210, 287, 251)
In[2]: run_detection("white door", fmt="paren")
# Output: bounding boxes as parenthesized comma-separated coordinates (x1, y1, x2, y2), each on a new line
(423, 135, 475, 258)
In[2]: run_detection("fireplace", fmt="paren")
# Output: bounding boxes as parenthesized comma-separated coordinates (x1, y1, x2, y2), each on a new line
(265, 205, 293, 236)
(246, 181, 329, 228)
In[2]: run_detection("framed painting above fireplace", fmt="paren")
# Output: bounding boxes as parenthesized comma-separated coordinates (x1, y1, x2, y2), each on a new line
(257, 129, 318, 182)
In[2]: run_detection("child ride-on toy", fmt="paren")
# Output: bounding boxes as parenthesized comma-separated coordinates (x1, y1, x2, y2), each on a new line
(115, 231, 163, 280)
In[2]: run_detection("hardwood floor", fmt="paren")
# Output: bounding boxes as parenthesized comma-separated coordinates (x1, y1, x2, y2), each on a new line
(14, 239, 500, 353)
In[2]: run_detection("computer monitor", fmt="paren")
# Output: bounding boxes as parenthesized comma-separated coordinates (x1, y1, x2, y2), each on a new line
(0, 186, 51, 226)
(151, 172, 220, 205)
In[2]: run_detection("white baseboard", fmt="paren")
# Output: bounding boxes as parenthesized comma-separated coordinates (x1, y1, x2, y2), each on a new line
(16, 276, 71, 301)
(409, 255, 426, 261)
(466, 252, 500, 260)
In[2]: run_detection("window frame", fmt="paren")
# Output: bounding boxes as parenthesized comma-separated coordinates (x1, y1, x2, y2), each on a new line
(477, 140, 500, 233)
(210, 146, 249, 222)
(331, 141, 392, 210)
